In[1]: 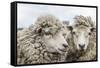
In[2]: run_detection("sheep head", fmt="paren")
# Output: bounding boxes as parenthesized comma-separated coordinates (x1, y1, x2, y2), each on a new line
(67, 15, 96, 52)
(33, 15, 69, 54)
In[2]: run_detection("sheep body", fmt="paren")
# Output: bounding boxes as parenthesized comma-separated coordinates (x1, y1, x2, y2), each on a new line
(17, 15, 68, 65)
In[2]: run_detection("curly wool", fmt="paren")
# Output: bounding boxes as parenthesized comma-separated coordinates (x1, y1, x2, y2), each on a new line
(74, 15, 96, 27)
(17, 15, 68, 65)
(66, 15, 96, 62)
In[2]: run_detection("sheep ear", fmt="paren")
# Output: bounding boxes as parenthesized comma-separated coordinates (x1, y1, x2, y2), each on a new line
(67, 26, 73, 31)
(90, 27, 96, 32)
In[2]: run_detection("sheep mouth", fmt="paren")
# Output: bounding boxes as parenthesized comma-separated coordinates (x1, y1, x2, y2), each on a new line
(79, 48, 87, 52)
(58, 48, 67, 52)
(76, 49, 86, 54)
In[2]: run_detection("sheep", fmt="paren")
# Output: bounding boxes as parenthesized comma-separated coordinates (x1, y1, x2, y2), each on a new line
(66, 15, 96, 62)
(17, 15, 70, 65)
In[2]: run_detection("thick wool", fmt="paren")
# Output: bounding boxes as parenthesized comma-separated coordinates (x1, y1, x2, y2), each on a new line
(66, 15, 96, 62)
(17, 15, 68, 65)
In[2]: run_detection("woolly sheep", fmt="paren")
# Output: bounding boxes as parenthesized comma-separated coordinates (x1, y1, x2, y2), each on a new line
(66, 15, 96, 62)
(17, 15, 70, 64)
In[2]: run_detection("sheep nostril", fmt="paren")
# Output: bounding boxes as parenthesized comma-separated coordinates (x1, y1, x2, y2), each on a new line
(79, 44, 85, 49)
(62, 44, 68, 48)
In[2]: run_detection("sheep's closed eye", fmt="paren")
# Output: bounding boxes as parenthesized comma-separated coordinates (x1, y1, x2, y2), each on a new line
(63, 33, 66, 36)
(72, 32, 76, 35)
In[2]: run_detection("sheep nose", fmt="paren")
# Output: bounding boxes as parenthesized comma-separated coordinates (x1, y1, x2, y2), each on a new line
(79, 44, 85, 49)
(62, 44, 68, 48)
(58, 44, 68, 52)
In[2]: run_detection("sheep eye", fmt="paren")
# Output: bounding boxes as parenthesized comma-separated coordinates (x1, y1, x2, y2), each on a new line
(72, 32, 75, 35)
(88, 32, 91, 35)
(63, 33, 66, 36)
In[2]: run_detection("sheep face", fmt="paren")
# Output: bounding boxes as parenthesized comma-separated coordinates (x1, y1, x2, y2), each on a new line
(71, 25, 95, 51)
(34, 15, 69, 54)
(41, 30, 69, 54)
